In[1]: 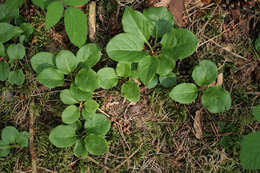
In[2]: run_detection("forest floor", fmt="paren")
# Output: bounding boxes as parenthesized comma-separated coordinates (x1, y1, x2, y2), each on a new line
(0, 0, 260, 172)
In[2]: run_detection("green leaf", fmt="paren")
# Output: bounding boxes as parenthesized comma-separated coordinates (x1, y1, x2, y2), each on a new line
(116, 62, 131, 77)
(76, 43, 101, 67)
(161, 28, 198, 59)
(253, 105, 260, 123)
(73, 139, 88, 157)
(1, 126, 19, 144)
(192, 60, 218, 86)
(8, 70, 25, 85)
(0, 140, 10, 157)
(5, 0, 24, 8)
(146, 75, 158, 89)
(106, 33, 147, 62)
(69, 120, 82, 131)
(255, 33, 260, 52)
(31, 52, 55, 74)
(31, 0, 54, 9)
(0, 61, 10, 81)
(122, 7, 152, 43)
(64, 7, 88, 47)
(0, 4, 19, 22)
(156, 55, 176, 76)
(0, 23, 23, 43)
(84, 100, 99, 114)
(138, 56, 159, 85)
(70, 83, 92, 102)
(121, 81, 140, 102)
(56, 50, 78, 74)
(63, 0, 89, 6)
(16, 131, 29, 147)
(240, 132, 260, 169)
(169, 83, 198, 104)
(37, 68, 64, 88)
(97, 67, 118, 89)
(49, 125, 77, 148)
(20, 23, 34, 41)
(159, 72, 177, 88)
(60, 89, 78, 105)
(84, 113, 111, 136)
(7, 43, 25, 60)
(62, 105, 80, 124)
(0, 43, 5, 56)
(75, 69, 99, 92)
(143, 7, 173, 38)
(202, 86, 231, 113)
(85, 134, 108, 155)
(45, 1, 64, 29)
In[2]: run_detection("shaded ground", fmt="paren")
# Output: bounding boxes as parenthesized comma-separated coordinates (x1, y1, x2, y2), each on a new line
(0, 0, 260, 172)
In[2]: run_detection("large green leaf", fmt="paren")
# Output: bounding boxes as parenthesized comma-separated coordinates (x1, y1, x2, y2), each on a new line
(7, 43, 25, 60)
(121, 81, 140, 102)
(49, 125, 77, 148)
(0, 61, 10, 81)
(0, 23, 23, 43)
(60, 89, 78, 105)
(192, 60, 218, 86)
(76, 43, 101, 67)
(97, 67, 118, 89)
(84, 100, 99, 114)
(8, 70, 25, 85)
(138, 56, 159, 85)
(31, 52, 55, 74)
(37, 68, 64, 88)
(85, 134, 108, 155)
(116, 62, 131, 77)
(240, 132, 260, 169)
(84, 113, 110, 136)
(73, 139, 88, 157)
(156, 55, 176, 76)
(1, 126, 19, 144)
(0, 140, 10, 157)
(253, 105, 260, 123)
(159, 72, 177, 88)
(56, 50, 78, 74)
(70, 83, 92, 102)
(63, 0, 89, 6)
(122, 7, 152, 43)
(16, 131, 29, 147)
(202, 86, 231, 113)
(75, 69, 99, 92)
(106, 33, 147, 62)
(64, 7, 88, 47)
(45, 1, 64, 29)
(62, 105, 80, 124)
(161, 28, 198, 59)
(143, 7, 173, 38)
(169, 83, 198, 104)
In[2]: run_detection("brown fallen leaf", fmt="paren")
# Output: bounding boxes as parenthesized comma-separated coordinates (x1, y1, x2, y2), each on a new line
(169, 0, 185, 26)
(216, 73, 223, 86)
(194, 110, 203, 139)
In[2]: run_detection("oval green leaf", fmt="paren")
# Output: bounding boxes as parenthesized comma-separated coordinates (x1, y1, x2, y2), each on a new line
(45, 1, 64, 29)
(63, 0, 89, 6)
(84, 113, 111, 136)
(0, 140, 10, 157)
(0, 43, 5, 56)
(156, 55, 176, 76)
(73, 139, 88, 157)
(138, 56, 159, 85)
(116, 62, 131, 77)
(60, 89, 78, 105)
(76, 43, 101, 67)
(8, 69, 25, 85)
(146, 75, 158, 89)
(253, 105, 260, 123)
(97, 67, 118, 89)
(16, 131, 29, 147)
(7, 43, 25, 60)
(70, 83, 92, 102)
(85, 134, 108, 155)
(62, 105, 80, 124)
(56, 50, 78, 74)
(31, 52, 55, 74)
(1, 126, 19, 144)
(121, 81, 140, 102)
(0, 61, 10, 81)
(169, 83, 198, 104)
(0, 23, 23, 43)
(37, 68, 64, 88)
(75, 68, 99, 92)
(84, 99, 99, 114)
(159, 72, 177, 88)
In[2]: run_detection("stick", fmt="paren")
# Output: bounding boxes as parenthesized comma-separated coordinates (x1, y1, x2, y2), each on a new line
(88, 1, 96, 42)
(29, 102, 37, 173)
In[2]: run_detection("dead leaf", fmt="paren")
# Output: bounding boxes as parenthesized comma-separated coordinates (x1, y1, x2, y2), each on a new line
(154, 0, 171, 7)
(169, 0, 185, 26)
(194, 110, 203, 139)
(216, 73, 223, 86)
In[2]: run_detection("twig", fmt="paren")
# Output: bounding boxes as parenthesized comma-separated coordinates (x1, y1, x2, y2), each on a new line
(98, 108, 110, 118)
(29, 102, 37, 173)
(88, 1, 96, 42)
(85, 155, 112, 172)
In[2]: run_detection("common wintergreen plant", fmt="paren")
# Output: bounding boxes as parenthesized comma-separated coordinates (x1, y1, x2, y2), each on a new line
(0, 126, 29, 157)
(169, 60, 231, 113)
(106, 7, 198, 102)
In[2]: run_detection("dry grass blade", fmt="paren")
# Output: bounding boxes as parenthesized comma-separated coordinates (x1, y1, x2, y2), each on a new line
(194, 110, 203, 139)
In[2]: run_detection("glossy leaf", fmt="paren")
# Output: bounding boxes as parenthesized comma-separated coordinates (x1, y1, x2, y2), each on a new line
(76, 43, 101, 67)
(63, 0, 89, 6)
(85, 134, 108, 155)
(49, 125, 77, 148)
(60, 89, 78, 105)
(116, 62, 131, 77)
(0, 61, 10, 81)
(45, 1, 64, 29)
(16, 131, 29, 147)
(75, 69, 99, 92)
(84, 100, 99, 114)
(64, 7, 88, 47)
(37, 68, 64, 88)
(121, 81, 140, 102)
(202, 86, 231, 113)
(31, 52, 55, 74)
(156, 55, 176, 76)
(7, 43, 25, 60)
(1, 126, 19, 144)
(8, 70, 25, 85)
(97, 67, 118, 89)
(84, 113, 111, 136)
(0, 140, 10, 157)
(169, 83, 198, 104)
(56, 50, 78, 74)
(253, 105, 260, 123)
(138, 56, 159, 85)
(62, 105, 80, 124)
(159, 72, 177, 88)
(0, 23, 23, 43)
(73, 139, 88, 157)
(70, 83, 92, 102)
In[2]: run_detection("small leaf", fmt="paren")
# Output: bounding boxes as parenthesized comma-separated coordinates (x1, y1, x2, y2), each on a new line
(0, 43, 5, 56)
(56, 50, 78, 74)
(146, 75, 158, 89)
(169, 83, 198, 104)
(1, 126, 19, 144)
(7, 43, 25, 60)
(75, 69, 99, 92)
(85, 134, 108, 155)
(45, 1, 64, 29)
(62, 105, 80, 124)
(121, 81, 140, 102)
(84, 100, 99, 114)
(0, 61, 10, 81)
(69, 120, 82, 131)
(116, 62, 131, 77)
(156, 55, 176, 76)
(240, 132, 260, 169)
(0, 140, 10, 157)
(63, 0, 89, 6)
(37, 68, 64, 88)
(192, 60, 218, 86)
(8, 70, 25, 85)
(97, 67, 118, 89)
(16, 131, 29, 147)
(76, 43, 101, 67)
(70, 83, 92, 102)
(138, 56, 159, 85)
(20, 23, 34, 41)
(60, 89, 78, 105)
(73, 139, 88, 157)
(84, 113, 111, 136)
(0, 23, 23, 43)
(106, 33, 147, 62)
(64, 7, 88, 47)
(159, 72, 177, 88)
(253, 105, 260, 123)
(31, 52, 55, 74)
(202, 86, 231, 113)
(49, 125, 77, 148)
